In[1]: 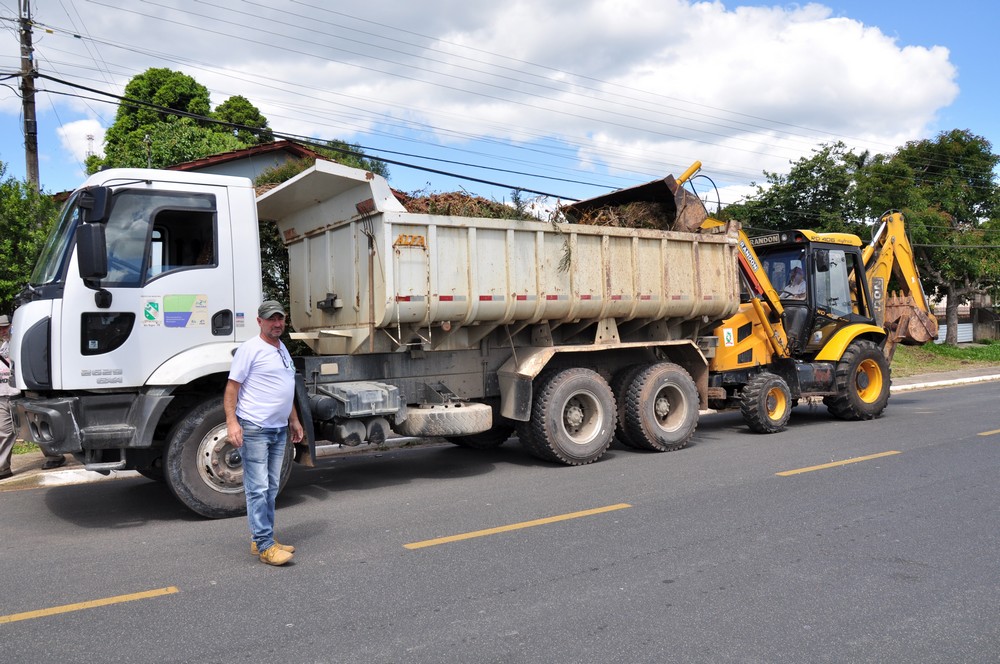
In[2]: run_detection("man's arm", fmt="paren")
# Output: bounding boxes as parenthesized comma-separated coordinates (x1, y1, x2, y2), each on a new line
(288, 404, 304, 444)
(224, 379, 244, 448)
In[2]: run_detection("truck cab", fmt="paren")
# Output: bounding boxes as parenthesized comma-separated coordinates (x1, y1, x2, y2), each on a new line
(11, 169, 262, 470)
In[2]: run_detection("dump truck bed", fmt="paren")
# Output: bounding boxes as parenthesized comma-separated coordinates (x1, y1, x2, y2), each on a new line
(257, 160, 742, 355)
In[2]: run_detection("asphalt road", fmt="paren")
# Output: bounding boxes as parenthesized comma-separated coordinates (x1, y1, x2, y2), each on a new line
(2, 382, 999, 663)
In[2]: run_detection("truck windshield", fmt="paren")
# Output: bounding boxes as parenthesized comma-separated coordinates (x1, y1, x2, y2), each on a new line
(29, 192, 82, 286)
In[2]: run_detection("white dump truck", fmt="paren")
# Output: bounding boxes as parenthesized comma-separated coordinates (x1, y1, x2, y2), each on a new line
(10, 160, 740, 517)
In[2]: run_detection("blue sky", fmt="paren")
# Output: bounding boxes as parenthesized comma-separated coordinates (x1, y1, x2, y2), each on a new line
(0, 1, 995, 208)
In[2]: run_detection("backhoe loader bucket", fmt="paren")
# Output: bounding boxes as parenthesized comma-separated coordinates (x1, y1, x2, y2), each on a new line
(884, 292, 939, 345)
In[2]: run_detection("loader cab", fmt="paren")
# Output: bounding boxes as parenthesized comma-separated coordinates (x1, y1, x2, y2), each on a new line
(753, 230, 876, 357)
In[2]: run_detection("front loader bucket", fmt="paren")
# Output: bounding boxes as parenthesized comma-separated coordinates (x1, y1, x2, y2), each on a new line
(884, 292, 939, 345)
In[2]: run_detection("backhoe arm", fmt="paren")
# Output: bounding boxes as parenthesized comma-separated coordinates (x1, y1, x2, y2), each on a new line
(863, 211, 939, 358)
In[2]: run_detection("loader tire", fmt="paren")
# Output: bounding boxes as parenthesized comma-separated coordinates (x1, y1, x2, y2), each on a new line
(740, 372, 792, 434)
(622, 362, 699, 451)
(517, 368, 615, 466)
(823, 340, 890, 420)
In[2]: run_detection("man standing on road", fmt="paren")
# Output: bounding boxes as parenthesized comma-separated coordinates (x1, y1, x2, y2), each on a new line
(225, 301, 304, 566)
(0, 315, 18, 480)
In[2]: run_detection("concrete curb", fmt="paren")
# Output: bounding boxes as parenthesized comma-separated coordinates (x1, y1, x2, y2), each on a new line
(890, 374, 1000, 393)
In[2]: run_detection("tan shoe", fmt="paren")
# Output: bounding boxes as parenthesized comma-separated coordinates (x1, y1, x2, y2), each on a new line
(259, 545, 293, 566)
(250, 540, 295, 556)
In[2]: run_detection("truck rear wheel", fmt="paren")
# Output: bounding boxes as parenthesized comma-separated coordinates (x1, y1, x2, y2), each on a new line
(823, 340, 890, 420)
(622, 362, 699, 451)
(611, 365, 645, 449)
(517, 368, 615, 466)
(741, 372, 792, 433)
(165, 397, 292, 519)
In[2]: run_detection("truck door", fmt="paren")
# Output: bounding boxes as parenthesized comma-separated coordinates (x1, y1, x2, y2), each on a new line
(56, 184, 236, 390)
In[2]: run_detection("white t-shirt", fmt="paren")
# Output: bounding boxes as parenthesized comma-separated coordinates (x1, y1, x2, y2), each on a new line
(228, 335, 296, 428)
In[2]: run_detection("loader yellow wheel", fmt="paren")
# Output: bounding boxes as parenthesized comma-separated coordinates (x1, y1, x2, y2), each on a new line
(855, 358, 884, 403)
(740, 372, 792, 434)
(765, 385, 789, 420)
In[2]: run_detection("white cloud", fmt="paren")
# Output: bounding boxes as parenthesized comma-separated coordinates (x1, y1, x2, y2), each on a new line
(56, 118, 104, 163)
(0, 1, 962, 195)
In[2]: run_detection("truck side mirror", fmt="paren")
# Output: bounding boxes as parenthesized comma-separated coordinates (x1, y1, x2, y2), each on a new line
(78, 186, 112, 224)
(77, 222, 108, 280)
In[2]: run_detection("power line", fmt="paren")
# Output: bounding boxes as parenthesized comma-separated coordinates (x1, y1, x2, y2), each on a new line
(37, 74, 585, 200)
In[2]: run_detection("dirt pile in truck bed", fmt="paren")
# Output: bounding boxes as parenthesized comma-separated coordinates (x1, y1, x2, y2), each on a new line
(394, 190, 528, 219)
(568, 201, 674, 230)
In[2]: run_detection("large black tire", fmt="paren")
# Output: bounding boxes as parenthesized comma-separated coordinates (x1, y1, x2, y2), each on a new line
(516, 368, 616, 466)
(136, 467, 165, 483)
(446, 400, 515, 449)
(823, 340, 891, 420)
(740, 372, 792, 433)
(164, 397, 293, 519)
(621, 362, 699, 451)
(446, 423, 515, 449)
(610, 364, 645, 449)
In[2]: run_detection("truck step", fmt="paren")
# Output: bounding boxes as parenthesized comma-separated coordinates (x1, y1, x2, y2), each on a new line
(80, 424, 136, 445)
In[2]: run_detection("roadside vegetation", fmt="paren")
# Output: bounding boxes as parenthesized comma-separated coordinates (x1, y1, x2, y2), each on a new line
(891, 340, 1000, 377)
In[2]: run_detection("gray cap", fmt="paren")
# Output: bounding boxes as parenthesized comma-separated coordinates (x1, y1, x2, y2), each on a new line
(0, 315, 10, 326)
(257, 300, 286, 319)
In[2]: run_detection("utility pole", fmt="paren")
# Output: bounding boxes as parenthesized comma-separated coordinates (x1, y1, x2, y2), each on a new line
(19, 0, 39, 190)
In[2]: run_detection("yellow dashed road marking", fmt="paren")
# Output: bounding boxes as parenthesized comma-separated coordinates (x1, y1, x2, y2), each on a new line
(777, 451, 901, 477)
(0, 587, 179, 624)
(405, 503, 632, 549)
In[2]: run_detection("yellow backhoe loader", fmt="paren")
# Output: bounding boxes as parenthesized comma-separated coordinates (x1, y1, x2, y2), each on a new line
(697, 162, 938, 432)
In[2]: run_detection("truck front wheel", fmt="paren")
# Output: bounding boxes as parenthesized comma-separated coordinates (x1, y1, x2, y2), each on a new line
(517, 368, 615, 466)
(165, 397, 292, 519)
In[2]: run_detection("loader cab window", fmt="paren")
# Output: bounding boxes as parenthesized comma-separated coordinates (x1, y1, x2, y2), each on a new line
(102, 190, 217, 287)
(812, 248, 861, 318)
(761, 249, 807, 302)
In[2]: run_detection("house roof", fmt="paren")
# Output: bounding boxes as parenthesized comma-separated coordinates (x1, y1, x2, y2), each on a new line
(166, 140, 323, 172)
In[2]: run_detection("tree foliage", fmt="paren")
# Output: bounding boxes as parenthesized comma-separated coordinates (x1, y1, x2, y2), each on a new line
(0, 161, 59, 315)
(214, 95, 273, 144)
(87, 68, 272, 173)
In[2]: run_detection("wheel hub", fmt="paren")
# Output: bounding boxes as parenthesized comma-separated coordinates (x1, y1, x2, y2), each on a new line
(196, 424, 244, 494)
(654, 396, 670, 420)
(564, 402, 585, 430)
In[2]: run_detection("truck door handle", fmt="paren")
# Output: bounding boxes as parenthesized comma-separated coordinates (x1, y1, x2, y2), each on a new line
(212, 310, 233, 336)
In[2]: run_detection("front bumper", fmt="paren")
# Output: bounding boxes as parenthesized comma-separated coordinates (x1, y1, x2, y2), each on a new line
(13, 391, 174, 456)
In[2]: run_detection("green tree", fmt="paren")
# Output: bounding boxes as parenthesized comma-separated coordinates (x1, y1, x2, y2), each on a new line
(722, 130, 1000, 345)
(885, 130, 1000, 342)
(87, 68, 271, 172)
(214, 95, 273, 144)
(719, 142, 866, 235)
(0, 161, 59, 314)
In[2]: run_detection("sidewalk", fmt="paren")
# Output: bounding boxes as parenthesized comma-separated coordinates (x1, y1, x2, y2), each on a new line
(3, 366, 998, 489)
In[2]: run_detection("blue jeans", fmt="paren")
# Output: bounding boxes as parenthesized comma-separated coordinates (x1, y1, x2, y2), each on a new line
(239, 418, 287, 554)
